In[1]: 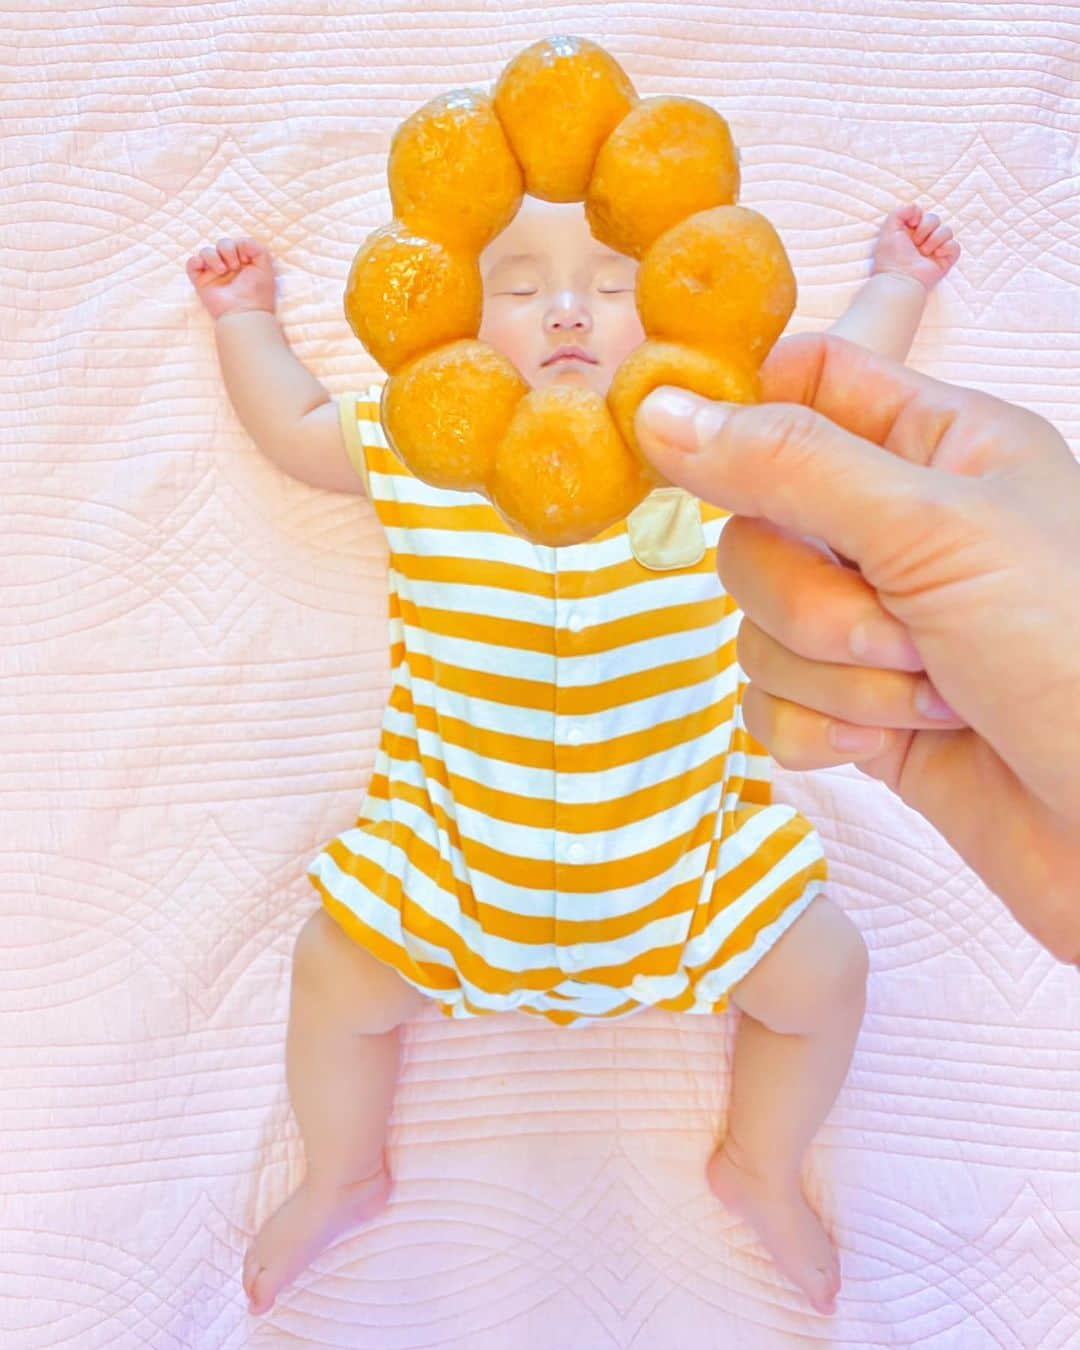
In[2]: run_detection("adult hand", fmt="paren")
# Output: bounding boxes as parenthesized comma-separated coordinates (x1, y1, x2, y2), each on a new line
(634, 333, 1080, 962)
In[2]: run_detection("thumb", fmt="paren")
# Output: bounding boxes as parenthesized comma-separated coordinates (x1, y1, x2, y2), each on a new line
(634, 385, 942, 582)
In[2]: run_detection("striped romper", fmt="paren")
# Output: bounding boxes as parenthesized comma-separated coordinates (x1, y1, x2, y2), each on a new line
(305, 383, 829, 1027)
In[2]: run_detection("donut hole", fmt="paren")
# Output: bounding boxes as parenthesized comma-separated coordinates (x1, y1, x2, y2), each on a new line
(476, 195, 645, 399)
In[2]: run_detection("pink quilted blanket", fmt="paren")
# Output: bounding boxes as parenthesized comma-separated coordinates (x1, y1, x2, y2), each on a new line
(4, 3, 1078, 1346)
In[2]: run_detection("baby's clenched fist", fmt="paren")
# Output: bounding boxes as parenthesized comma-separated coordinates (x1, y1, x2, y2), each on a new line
(185, 235, 277, 321)
(871, 203, 960, 293)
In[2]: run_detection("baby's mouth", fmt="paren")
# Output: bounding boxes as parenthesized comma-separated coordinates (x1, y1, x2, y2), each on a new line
(543, 345, 599, 367)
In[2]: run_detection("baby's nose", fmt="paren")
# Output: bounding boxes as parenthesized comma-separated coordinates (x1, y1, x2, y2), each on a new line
(547, 297, 592, 329)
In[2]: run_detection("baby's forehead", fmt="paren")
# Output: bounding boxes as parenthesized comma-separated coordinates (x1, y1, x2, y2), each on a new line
(481, 199, 629, 270)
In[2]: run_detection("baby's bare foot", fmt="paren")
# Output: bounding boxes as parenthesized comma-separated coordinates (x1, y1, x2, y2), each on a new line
(872, 202, 961, 293)
(242, 1160, 391, 1316)
(706, 1139, 840, 1315)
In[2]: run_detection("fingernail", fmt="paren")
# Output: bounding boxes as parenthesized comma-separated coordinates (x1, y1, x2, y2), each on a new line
(916, 682, 960, 721)
(849, 618, 923, 670)
(637, 388, 704, 451)
(693, 402, 734, 447)
(828, 723, 886, 754)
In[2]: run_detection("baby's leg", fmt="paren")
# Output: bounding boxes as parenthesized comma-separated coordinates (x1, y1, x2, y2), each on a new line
(242, 906, 430, 1316)
(706, 895, 868, 1316)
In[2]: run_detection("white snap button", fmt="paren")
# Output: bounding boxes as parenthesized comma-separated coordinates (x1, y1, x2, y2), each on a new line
(566, 725, 585, 746)
(631, 974, 646, 991)
(567, 612, 584, 633)
(571, 944, 587, 961)
(567, 841, 586, 863)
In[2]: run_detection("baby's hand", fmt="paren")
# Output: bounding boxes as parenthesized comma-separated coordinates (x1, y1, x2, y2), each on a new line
(185, 236, 277, 321)
(871, 203, 960, 293)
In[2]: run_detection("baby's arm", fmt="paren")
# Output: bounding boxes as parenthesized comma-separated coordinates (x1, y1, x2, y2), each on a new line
(823, 203, 960, 364)
(186, 235, 365, 495)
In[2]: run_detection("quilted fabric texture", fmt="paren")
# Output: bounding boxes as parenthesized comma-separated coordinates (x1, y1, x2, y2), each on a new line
(3, 3, 1078, 1347)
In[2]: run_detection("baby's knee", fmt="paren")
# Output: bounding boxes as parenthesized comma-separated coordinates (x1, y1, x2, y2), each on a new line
(820, 904, 870, 1007)
(794, 901, 869, 1029)
(729, 895, 868, 1033)
(291, 907, 425, 1033)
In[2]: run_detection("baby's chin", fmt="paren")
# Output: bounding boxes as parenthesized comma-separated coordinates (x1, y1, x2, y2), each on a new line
(532, 361, 611, 398)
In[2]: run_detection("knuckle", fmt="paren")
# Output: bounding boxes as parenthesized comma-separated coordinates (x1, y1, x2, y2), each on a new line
(767, 699, 804, 770)
(739, 683, 770, 745)
(742, 401, 821, 468)
(776, 577, 820, 656)
(734, 618, 765, 678)
(744, 686, 797, 767)
(847, 665, 902, 724)
(714, 517, 753, 602)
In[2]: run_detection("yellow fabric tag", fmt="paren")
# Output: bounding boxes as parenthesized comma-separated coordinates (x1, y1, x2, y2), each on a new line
(626, 487, 706, 570)
(337, 391, 373, 499)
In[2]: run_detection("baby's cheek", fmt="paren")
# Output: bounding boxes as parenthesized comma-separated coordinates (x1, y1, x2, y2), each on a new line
(478, 309, 526, 367)
(605, 316, 648, 370)
(605, 295, 647, 352)
(476, 307, 498, 348)
(616, 328, 647, 365)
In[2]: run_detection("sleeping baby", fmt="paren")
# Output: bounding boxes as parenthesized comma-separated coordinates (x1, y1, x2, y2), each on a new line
(187, 193, 959, 1319)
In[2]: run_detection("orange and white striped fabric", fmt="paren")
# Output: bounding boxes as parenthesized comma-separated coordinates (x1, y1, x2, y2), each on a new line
(305, 383, 829, 1027)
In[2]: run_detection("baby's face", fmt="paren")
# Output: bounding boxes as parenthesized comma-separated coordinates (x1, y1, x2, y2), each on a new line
(477, 196, 646, 398)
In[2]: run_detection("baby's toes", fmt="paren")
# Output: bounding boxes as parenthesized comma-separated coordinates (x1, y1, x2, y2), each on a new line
(813, 1265, 840, 1314)
(242, 1242, 276, 1315)
(241, 1244, 259, 1300)
(248, 1266, 277, 1316)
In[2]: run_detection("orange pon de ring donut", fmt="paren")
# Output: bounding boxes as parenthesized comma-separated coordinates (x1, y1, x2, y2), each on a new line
(343, 34, 796, 548)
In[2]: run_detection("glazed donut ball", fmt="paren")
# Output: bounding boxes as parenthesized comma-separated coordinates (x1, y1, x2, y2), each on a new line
(388, 89, 524, 253)
(343, 220, 482, 374)
(343, 36, 798, 546)
(585, 96, 740, 259)
(381, 339, 529, 492)
(637, 205, 797, 368)
(489, 385, 658, 547)
(607, 339, 759, 463)
(493, 36, 637, 200)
